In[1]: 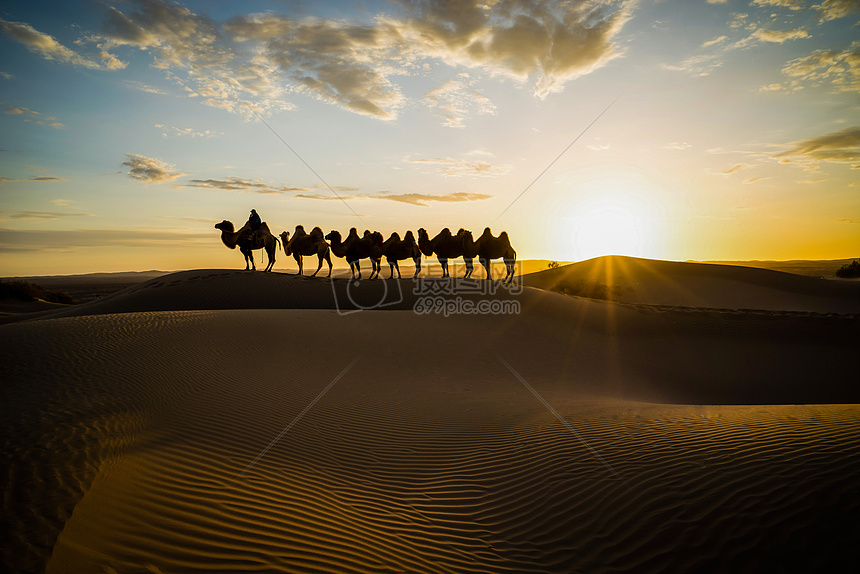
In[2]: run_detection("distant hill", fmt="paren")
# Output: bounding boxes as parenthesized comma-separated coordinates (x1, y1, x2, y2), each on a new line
(691, 258, 858, 278)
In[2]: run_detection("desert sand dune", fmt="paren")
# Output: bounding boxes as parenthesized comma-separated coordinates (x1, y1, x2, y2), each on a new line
(524, 255, 860, 314)
(2, 258, 859, 573)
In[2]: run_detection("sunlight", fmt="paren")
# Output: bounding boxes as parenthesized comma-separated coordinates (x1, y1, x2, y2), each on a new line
(574, 206, 645, 261)
(558, 185, 658, 261)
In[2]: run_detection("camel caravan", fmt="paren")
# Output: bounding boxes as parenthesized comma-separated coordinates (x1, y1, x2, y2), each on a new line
(215, 215, 517, 283)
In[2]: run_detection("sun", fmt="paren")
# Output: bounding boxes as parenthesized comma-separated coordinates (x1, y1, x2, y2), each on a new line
(565, 195, 654, 261)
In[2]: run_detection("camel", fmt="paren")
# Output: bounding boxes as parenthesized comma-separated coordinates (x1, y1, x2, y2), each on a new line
(280, 225, 333, 277)
(474, 227, 517, 283)
(325, 228, 382, 280)
(417, 227, 475, 278)
(382, 231, 422, 279)
(214, 220, 279, 271)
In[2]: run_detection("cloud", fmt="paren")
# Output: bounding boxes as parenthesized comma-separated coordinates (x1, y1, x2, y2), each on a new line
(781, 44, 860, 94)
(74, 0, 633, 121)
(122, 153, 185, 183)
(701, 35, 728, 48)
(720, 163, 746, 175)
(2, 103, 65, 128)
(0, 175, 66, 185)
(772, 126, 860, 169)
(182, 176, 315, 194)
(0, 19, 102, 69)
(662, 54, 723, 76)
(664, 142, 692, 150)
(0, 228, 211, 252)
(743, 177, 769, 184)
(751, 0, 805, 9)
(732, 27, 810, 49)
(815, 0, 860, 22)
(124, 80, 166, 94)
(425, 73, 496, 128)
(292, 190, 493, 206)
(2, 211, 93, 220)
(372, 191, 492, 206)
(405, 153, 512, 177)
(154, 124, 218, 138)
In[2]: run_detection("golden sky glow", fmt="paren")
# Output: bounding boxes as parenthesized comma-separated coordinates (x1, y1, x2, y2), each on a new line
(1, 0, 858, 275)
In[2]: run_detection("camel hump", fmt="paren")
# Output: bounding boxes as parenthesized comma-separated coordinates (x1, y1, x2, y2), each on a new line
(389, 232, 401, 241)
(294, 224, 306, 234)
(439, 227, 452, 236)
(310, 226, 325, 238)
(404, 230, 415, 241)
(499, 231, 509, 241)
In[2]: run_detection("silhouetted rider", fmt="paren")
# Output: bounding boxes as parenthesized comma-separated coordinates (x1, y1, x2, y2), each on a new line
(245, 209, 261, 241)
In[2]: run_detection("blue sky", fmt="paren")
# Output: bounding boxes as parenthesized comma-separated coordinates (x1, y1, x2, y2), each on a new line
(1, 0, 858, 275)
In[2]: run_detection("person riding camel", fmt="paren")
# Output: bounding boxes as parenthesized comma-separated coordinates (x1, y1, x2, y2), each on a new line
(245, 209, 262, 242)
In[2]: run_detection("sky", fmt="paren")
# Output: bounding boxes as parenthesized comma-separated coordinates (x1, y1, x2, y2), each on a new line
(1, 0, 858, 276)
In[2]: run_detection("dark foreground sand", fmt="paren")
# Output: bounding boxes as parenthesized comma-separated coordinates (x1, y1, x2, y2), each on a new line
(2, 257, 859, 573)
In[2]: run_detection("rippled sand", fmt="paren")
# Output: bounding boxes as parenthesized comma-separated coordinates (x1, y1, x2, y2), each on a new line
(3, 260, 859, 573)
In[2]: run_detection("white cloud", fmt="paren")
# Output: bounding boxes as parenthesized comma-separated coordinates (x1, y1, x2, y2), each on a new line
(425, 73, 496, 128)
(815, 0, 860, 22)
(154, 124, 218, 138)
(405, 152, 513, 177)
(772, 126, 860, 170)
(781, 44, 860, 94)
(0, 19, 102, 69)
(122, 153, 185, 183)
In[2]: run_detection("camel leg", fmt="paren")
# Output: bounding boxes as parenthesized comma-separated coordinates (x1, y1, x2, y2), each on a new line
(481, 257, 491, 280)
(312, 253, 322, 277)
(464, 257, 473, 279)
(387, 257, 395, 279)
(293, 253, 302, 275)
(413, 256, 421, 279)
(395, 261, 402, 279)
(439, 257, 448, 278)
(324, 252, 333, 278)
(352, 260, 361, 280)
(265, 246, 275, 272)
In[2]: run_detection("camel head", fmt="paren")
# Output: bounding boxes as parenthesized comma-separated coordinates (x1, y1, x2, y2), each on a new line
(325, 230, 342, 244)
(280, 231, 291, 255)
(215, 220, 234, 233)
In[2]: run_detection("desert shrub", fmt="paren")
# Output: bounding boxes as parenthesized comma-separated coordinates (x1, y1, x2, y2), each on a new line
(835, 260, 860, 278)
(0, 280, 76, 304)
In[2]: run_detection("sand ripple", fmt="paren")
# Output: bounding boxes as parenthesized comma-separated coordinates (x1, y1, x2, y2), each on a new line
(3, 309, 859, 573)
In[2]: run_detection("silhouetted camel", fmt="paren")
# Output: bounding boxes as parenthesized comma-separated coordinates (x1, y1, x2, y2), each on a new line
(417, 227, 474, 278)
(215, 220, 279, 271)
(325, 228, 381, 279)
(475, 227, 516, 283)
(382, 231, 422, 279)
(280, 225, 333, 277)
